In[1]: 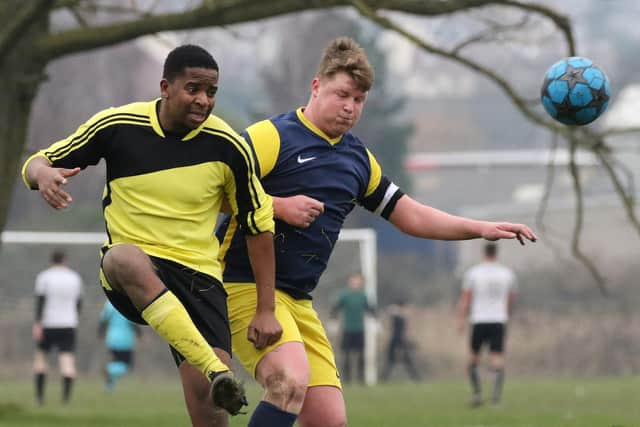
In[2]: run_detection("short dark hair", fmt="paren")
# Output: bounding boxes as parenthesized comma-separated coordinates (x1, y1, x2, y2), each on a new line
(51, 249, 66, 264)
(163, 44, 218, 81)
(484, 243, 498, 258)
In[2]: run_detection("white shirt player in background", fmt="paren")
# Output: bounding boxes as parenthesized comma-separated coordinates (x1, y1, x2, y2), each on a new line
(32, 249, 83, 405)
(456, 242, 516, 408)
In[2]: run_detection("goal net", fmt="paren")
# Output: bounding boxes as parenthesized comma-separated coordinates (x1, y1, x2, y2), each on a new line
(1, 228, 379, 384)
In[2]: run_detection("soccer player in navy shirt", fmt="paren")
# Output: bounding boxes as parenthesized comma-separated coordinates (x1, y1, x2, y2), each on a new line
(216, 37, 537, 427)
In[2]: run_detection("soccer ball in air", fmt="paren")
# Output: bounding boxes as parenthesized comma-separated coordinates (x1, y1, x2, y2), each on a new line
(540, 56, 610, 125)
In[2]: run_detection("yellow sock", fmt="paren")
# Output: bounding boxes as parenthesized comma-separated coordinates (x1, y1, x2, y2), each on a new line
(141, 291, 229, 376)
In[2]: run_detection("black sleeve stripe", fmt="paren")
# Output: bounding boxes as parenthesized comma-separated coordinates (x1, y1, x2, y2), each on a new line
(203, 127, 263, 234)
(380, 189, 404, 220)
(46, 113, 148, 158)
(373, 183, 399, 215)
(361, 176, 405, 220)
(46, 115, 150, 161)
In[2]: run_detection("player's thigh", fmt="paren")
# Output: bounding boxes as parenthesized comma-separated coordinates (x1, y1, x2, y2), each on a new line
(298, 385, 346, 427)
(293, 299, 341, 389)
(470, 323, 490, 356)
(488, 323, 506, 366)
(226, 283, 307, 380)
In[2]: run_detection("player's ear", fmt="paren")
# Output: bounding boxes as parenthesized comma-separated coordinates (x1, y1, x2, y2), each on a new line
(310, 77, 321, 97)
(160, 79, 170, 99)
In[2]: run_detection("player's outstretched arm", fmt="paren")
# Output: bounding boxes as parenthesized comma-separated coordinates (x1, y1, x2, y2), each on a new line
(389, 195, 537, 244)
(246, 231, 282, 350)
(24, 156, 80, 210)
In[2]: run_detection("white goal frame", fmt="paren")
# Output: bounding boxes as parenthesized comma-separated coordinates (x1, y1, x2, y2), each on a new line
(2, 227, 379, 385)
(336, 228, 378, 385)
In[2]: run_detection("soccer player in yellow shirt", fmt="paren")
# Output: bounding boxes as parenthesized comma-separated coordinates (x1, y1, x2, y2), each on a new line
(22, 44, 281, 426)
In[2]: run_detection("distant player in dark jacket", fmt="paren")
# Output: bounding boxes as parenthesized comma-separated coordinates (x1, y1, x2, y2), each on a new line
(331, 272, 375, 384)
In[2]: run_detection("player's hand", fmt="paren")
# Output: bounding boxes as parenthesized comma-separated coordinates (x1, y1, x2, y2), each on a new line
(273, 195, 324, 228)
(480, 222, 537, 245)
(32, 323, 43, 342)
(247, 310, 283, 350)
(36, 166, 81, 210)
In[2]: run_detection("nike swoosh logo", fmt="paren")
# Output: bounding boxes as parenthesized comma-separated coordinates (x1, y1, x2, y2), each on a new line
(297, 155, 316, 164)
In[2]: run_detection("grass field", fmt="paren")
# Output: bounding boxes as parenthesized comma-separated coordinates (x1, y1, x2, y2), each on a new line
(0, 376, 638, 426)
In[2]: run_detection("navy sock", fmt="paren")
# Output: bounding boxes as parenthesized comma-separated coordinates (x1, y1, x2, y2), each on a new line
(247, 401, 297, 427)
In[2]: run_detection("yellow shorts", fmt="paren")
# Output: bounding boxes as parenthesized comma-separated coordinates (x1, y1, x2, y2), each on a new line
(226, 283, 341, 389)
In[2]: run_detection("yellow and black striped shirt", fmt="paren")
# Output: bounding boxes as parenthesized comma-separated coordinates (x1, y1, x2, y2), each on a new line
(22, 100, 274, 280)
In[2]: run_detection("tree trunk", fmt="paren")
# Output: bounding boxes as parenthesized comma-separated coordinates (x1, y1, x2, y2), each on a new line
(0, 1, 50, 235)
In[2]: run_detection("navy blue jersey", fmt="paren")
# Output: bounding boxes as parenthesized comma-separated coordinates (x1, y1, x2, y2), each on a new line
(217, 108, 403, 298)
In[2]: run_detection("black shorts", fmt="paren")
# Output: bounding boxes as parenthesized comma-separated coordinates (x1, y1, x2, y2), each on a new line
(471, 323, 506, 354)
(101, 254, 231, 362)
(111, 349, 134, 367)
(341, 331, 365, 351)
(38, 328, 76, 353)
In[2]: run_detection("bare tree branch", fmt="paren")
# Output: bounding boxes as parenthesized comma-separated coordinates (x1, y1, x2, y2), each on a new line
(37, 0, 352, 60)
(534, 132, 574, 264)
(536, 131, 558, 235)
(451, 14, 531, 54)
(0, 0, 55, 62)
(567, 136, 608, 294)
(354, 0, 635, 292)
(597, 127, 640, 137)
(497, 0, 575, 55)
(592, 143, 640, 237)
(54, 0, 81, 9)
(351, 0, 565, 130)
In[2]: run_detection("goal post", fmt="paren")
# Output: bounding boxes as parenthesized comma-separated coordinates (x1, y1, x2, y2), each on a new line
(335, 228, 378, 385)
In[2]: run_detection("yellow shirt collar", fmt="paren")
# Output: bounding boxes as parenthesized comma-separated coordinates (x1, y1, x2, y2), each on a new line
(296, 107, 342, 146)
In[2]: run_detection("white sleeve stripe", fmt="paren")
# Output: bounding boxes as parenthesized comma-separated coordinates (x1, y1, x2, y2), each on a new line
(374, 183, 399, 216)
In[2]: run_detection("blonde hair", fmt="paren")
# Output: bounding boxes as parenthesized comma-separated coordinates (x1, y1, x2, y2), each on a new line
(316, 37, 374, 91)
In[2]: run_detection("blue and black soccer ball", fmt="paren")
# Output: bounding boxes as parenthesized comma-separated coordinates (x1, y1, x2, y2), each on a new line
(540, 57, 610, 126)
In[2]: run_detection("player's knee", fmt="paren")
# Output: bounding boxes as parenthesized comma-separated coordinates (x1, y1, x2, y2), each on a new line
(60, 354, 76, 377)
(102, 244, 149, 290)
(264, 370, 308, 409)
(33, 354, 48, 373)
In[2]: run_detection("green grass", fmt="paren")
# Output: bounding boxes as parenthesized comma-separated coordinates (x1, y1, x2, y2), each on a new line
(0, 376, 638, 426)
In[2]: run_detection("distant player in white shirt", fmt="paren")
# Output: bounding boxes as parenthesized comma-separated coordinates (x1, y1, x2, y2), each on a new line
(32, 249, 83, 405)
(457, 243, 516, 407)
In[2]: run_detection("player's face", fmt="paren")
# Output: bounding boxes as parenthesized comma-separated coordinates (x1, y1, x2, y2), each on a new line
(160, 67, 218, 132)
(311, 72, 367, 138)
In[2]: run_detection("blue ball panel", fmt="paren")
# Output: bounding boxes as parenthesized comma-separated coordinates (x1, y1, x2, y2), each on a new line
(567, 56, 592, 68)
(546, 61, 567, 79)
(583, 67, 604, 89)
(548, 80, 569, 103)
(569, 83, 593, 107)
(575, 108, 598, 125)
